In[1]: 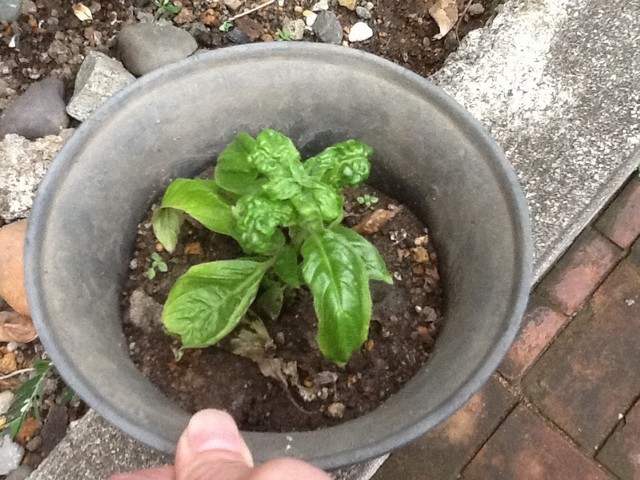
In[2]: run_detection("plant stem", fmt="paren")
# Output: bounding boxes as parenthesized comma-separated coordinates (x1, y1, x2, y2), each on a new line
(0, 368, 35, 381)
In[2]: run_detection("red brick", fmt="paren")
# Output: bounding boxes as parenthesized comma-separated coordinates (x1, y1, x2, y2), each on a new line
(499, 296, 567, 382)
(461, 405, 612, 480)
(524, 260, 640, 451)
(373, 376, 515, 480)
(598, 398, 640, 479)
(595, 177, 640, 249)
(539, 228, 622, 315)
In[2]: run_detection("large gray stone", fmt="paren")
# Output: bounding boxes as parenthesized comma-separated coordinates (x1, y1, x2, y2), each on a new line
(117, 23, 198, 76)
(312, 11, 343, 45)
(431, 0, 640, 281)
(0, 78, 69, 140)
(66, 51, 136, 122)
(27, 411, 383, 480)
(0, 129, 74, 222)
(0, 0, 21, 22)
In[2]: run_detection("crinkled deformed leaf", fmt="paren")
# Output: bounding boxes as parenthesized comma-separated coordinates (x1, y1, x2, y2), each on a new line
(214, 133, 263, 196)
(249, 129, 304, 179)
(163, 259, 270, 348)
(331, 225, 392, 283)
(304, 140, 373, 187)
(301, 230, 371, 365)
(233, 192, 295, 254)
(152, 179, 235, 252)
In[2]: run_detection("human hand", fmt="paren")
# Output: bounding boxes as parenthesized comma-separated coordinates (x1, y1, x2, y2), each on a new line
(109, 409, 331, 480)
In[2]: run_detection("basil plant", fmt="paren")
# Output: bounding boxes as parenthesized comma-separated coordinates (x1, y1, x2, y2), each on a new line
(152, 129, 392, 365)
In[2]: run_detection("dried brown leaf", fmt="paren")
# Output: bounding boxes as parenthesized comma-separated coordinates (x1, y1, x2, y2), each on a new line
(352, 208, 400, 235)
(429, 0, 458, 39)
(0, 311, 37, 343)
(72, 3, 93, 21)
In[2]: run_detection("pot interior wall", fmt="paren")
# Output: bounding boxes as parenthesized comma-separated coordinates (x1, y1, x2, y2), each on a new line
(26, 44, 530, 469)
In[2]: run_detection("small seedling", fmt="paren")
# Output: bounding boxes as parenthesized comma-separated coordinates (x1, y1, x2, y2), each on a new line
(2, 359, 52, 438)
(147, 252, 168, 280)
(219, 21, 234, 32)
(356, 194, 379, 208)
(152, 130, 392, 365)
(276, 29, 292, 41)
(152, 0, 180, 18)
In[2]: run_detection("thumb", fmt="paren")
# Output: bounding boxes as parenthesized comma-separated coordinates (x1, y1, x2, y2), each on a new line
(174, 409, 254, 480)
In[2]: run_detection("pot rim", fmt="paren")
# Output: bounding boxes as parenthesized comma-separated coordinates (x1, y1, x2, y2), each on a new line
(25, 42, 533, 469)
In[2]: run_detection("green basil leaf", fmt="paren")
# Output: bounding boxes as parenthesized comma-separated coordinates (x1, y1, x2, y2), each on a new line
(305, 181, 343, 222)
(153, 179, 235, 252)
(152, 207, 183, 253)
(249, 129, 304, 179)
(330, 225, 393, 284)
(304, 140, 373, 187)
(214, 133, 263, 196)
(301, 230, 372, 365)
(274, 244, 301, 288)
(255, 281, 285, 321)
(163, 259, 270, 348)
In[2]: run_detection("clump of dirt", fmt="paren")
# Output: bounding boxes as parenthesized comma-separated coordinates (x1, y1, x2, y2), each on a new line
(122, 184, 444, 432)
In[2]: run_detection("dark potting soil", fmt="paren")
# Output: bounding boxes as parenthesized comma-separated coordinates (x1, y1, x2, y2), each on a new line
(122, 184, 444, 432)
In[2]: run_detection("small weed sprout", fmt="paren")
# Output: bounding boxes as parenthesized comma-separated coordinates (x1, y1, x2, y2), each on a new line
(153, 0, 180, 18)
(356, 194, 379, 208)
(276, 29, 292, 41)
(147, 252, 168, 280)
(219, 21, 234, 32)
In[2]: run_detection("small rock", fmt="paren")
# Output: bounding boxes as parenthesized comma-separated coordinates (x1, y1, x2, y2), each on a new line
(355, 5, 371, 19)
(227, 28, 250, 44)
(199, 8, 218, 26)
(128, 288, 163, 330)
(0, 0, 21, 22)
(365, 1, 374, 9)
(41, 404, 67, 455)
(0, 311, 37, 343)
(6, 465, 33, 480)
(235, 16, 263, 41)
(16, 417, 39, 442)
(261, 33, 274, 42)
(0, 391, 15, 416)
(19, 0, 35, 15)
(311, 0, 328, 11)
(312, 11, 342, 45)
(327, 402, 346, 419)
(173, 5, 195, 24)
(117, 23, 198, 76)
(0, 130, 74, 222)
(25, 436, 41, 452)
(223, 0, 242, 11)
(0, 352, 17, 374)
(0, 435, 24, 476)
(338, 0, 356, 10)
(0, 221, 28, 315)
(305, 11, 317, 27)
(66, 52, 135, 122)
(294, 5, 303, 12)
(348, 21, 373, 42)
(282, 17, 305, 40)
(467, 3, 484, 16)
(0, 78, 68, 140)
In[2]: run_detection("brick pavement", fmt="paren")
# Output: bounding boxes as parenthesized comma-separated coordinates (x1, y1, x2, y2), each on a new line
(373, 175, 640, 480)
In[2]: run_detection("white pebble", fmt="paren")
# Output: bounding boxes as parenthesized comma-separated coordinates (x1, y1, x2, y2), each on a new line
(348, 22, 373, 42)
(311, 0, 328, 11)
(305, 12, 318, 26)
(129, 259, 138, 270)
(0, 391, 15, 416)
(0, 435, 24, 475)
(5, 343, 17, 353)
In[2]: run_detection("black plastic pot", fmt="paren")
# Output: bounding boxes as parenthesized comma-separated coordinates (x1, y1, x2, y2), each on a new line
(25, 43, 532, 470)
